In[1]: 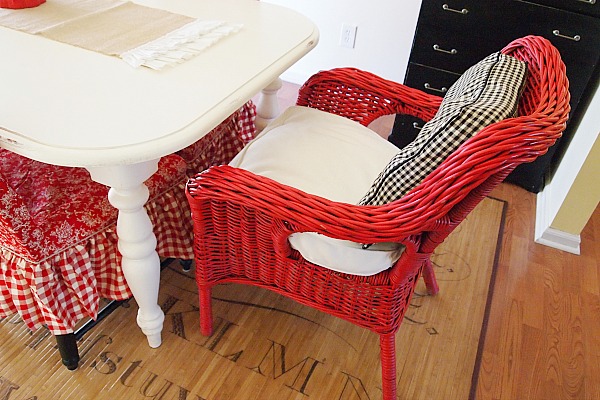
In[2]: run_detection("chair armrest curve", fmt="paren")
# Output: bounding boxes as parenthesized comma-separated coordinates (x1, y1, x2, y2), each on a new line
(297, 67, 443, 126)
(186, 165, 449, 245)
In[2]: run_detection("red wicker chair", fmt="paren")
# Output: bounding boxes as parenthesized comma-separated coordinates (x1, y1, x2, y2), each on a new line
(186, 36, 569, 399)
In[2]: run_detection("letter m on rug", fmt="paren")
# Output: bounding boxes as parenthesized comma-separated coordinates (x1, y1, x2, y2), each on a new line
(249, 340, 322, 395)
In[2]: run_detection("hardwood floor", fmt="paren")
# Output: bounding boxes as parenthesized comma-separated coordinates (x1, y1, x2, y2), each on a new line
(477, 185, 600, 400)
(269, 81, 600, 400)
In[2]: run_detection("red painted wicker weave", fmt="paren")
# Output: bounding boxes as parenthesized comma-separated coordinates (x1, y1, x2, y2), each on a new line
(186, 36, 569, 400)
(0, 0, 44, 9)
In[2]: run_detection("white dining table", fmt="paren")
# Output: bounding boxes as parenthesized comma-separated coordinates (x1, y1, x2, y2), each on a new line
(0, 0, 318, 350)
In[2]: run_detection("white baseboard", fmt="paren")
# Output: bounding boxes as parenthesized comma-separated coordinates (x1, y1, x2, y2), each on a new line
(535, 190, 581, 255)
(535, 227, 581, 255)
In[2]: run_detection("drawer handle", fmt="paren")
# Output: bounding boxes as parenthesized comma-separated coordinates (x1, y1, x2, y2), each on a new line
(576, 0, 595, 4)
(442, 4, 469, 14)
(552, 30, 581, 41)
(433, 44, 458, 55)
(424, 83, 448, 93)
(413, 122, 423, 130)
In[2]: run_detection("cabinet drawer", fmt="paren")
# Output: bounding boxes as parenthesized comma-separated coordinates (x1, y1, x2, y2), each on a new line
(410, 24, 513, 74)
(404, 62, 462, 96)
(508, 0, 600, 107)
(412, 1, 600, 107)
(526, 0, 600, 18)
(419, 0, 508, 30)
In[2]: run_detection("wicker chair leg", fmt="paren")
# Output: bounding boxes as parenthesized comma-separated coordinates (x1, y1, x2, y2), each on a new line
(422, 259, 440, 295)
(379, 333, 397, 400)
(199, 286, 213, 336)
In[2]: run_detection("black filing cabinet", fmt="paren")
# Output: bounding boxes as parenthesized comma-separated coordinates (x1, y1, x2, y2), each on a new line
(390, 0, 600, 192)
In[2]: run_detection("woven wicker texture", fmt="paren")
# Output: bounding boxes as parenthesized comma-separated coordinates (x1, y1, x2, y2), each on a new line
(186, 36, 570, 400)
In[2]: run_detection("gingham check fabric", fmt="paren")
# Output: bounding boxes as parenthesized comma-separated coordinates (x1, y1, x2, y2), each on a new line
(0, 155, 191, 334)
(360, 52, 527, 206)
(0, 102, 256, 335)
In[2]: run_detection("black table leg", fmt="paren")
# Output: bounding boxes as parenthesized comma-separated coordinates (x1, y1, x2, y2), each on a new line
(55, 333, 79, 370)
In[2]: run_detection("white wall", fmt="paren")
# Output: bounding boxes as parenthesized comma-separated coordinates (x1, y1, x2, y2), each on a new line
(262, 0, 422, 84)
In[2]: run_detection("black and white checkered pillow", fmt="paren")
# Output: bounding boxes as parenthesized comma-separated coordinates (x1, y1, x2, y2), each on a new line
(359, 52, 527, 206)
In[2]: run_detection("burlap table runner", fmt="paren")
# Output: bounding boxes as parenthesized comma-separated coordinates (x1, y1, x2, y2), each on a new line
(0, 0, 242, 69)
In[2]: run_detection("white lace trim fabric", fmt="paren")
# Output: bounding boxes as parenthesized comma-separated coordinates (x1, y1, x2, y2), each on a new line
(120, 20, 243, 70)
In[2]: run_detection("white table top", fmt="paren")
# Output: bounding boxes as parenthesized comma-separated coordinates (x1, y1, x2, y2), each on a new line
(0, 0, 318, 167)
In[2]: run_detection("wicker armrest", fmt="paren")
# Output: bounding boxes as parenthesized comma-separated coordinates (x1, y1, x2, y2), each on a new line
(186, 165, 439, 285)
(186, 165, 445, 245)
(297, 67, 443, 126)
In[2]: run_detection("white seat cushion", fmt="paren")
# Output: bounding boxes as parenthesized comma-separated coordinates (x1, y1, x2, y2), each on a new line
(229, 106, 404, 275)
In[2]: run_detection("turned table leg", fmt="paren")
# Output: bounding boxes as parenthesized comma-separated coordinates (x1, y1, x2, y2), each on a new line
(255, 77, 283, 131)
(86, 160, 164, 349)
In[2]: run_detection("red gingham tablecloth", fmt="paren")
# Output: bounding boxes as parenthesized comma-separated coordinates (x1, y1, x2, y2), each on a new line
(0, 102, 256, 335)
